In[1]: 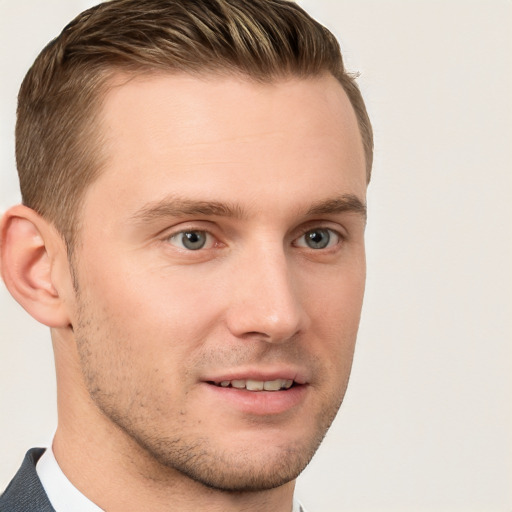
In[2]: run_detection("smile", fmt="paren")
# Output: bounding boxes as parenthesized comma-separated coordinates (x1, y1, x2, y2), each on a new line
(209, 378, 295, 391)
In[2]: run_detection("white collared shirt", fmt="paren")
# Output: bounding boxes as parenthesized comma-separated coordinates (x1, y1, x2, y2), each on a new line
(36, 446, 104, 512)
(36, 446, 307, 512)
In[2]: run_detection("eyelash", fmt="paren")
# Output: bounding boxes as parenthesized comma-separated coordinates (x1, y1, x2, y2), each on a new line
(165, 226, 344, 252)
(167, 230, 216, 251)
(293, 227, 342, 250)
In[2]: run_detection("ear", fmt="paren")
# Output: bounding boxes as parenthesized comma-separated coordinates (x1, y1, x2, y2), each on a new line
(0, 205, 73, 328)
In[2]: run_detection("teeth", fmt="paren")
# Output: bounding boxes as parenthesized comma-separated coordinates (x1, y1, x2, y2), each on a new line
(246, 379, 264, 391)
(215, 378, 294, 391)
(263, 379, 283, 391)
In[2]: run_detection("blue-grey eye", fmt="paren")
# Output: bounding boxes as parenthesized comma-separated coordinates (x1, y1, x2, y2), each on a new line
(297, 228, 339, 249)
(170, 231, 208, 250)
(305, 229, 330, 249)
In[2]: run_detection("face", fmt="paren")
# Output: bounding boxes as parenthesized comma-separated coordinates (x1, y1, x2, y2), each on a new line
(69, 73, 367, 491)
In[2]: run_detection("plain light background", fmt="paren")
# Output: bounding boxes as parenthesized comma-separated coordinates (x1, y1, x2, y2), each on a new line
(1, 1, 511, 511)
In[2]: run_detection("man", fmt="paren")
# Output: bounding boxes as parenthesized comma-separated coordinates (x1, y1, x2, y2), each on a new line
(0, 0, 373, 510)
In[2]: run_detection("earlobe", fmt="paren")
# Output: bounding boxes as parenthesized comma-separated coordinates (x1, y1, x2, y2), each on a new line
(0, 205, 72, 328)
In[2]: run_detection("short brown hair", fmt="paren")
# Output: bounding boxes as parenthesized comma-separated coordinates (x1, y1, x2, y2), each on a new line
(16, 0, 373, 246)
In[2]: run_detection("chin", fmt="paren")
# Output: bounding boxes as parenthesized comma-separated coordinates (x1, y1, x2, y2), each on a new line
(129, 426, 326, 492)
(162, 445, 312, 492)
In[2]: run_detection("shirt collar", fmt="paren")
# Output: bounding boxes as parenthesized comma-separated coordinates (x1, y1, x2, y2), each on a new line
(36, 446, 104, 512)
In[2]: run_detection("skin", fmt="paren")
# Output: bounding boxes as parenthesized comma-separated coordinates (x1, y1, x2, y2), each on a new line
(1, 73, 367, 511)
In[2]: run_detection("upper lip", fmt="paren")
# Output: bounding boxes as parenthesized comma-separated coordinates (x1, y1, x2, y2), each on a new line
(202, 367, 308, 385)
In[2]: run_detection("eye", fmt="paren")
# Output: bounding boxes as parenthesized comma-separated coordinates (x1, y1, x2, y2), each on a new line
(168, 230, 210, 250)
(295, 228, 340, 250)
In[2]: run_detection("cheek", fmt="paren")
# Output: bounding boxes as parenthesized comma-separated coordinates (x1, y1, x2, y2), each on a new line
(305, 260, 365, 326)
(73, 254, 227, 402)
(81, 249, 224, 336)
(73, 283, 189, 421)
(303, 262, 365, 367)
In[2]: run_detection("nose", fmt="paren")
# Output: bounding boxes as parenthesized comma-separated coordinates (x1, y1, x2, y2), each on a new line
(225, 244, 310, 344)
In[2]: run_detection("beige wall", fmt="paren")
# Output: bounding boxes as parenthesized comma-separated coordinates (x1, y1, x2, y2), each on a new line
(1, 1, 511, 510)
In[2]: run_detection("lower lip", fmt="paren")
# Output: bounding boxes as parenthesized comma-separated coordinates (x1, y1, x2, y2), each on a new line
(202, 383, 308, 416)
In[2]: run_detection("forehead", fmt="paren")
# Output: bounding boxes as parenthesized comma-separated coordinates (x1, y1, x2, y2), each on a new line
(86, 72, 366, 219)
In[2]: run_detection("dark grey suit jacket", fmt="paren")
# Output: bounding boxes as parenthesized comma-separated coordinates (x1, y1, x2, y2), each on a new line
(0, 448, 55, 512)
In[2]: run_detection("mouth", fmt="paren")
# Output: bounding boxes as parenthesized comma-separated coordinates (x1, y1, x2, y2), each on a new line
(202, 374, 309, 415)
(207, 378, 296, 392)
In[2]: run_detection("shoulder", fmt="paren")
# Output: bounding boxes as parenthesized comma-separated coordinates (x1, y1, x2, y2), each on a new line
(0, 448, 55, 512)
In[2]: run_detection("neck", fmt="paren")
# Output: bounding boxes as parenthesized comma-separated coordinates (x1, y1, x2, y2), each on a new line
(52, 426, 295, 512)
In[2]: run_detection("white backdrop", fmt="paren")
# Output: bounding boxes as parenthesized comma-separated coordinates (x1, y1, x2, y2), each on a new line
(1, 1, 511, 511)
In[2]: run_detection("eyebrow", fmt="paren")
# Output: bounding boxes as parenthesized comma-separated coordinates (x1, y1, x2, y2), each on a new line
(130, 193, 366, 224)
(130, 197, 247, 223)
(306, 194, 367, 220)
